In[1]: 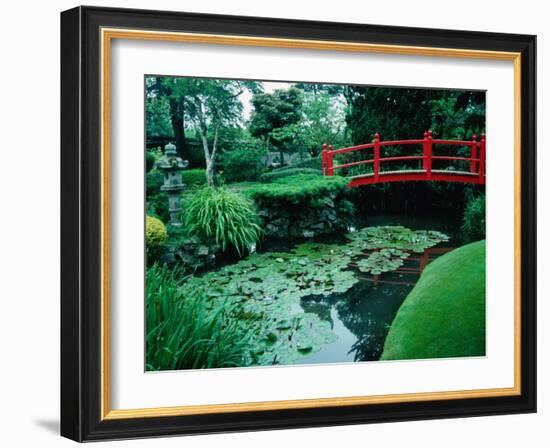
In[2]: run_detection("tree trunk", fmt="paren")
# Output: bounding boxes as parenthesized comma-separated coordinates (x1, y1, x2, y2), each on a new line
(205, 159, 215, 187)
(279, 147, 285, 166)
(199, 128, 216, 187)
(169, 97, 188, 161)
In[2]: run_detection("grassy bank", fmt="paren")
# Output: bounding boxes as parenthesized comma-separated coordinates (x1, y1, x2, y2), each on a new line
(381, 240, 486, 360)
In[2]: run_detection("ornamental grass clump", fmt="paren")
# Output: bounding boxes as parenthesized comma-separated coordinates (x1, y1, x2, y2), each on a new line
(183, 187, 263, 256)
(146, 263, 253, 370)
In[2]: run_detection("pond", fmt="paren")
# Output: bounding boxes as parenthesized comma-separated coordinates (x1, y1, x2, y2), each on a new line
(182, 212, 463, 367)
(260, 212, 461, 364)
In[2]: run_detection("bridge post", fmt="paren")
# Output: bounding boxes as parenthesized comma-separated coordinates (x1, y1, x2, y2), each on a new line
(322, 143, 328, 175)
(423, 131, 433, 179)
(327, 145, 334, 176)
(479, 133, 486, 183)
(470, 134, 478, 173)
(374, 133, 380, 181)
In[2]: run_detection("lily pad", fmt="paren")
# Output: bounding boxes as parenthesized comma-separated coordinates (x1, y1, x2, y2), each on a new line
(356, 249, 409, 275)
(176, 225, 448, 366)
(346, 226, 449, 254)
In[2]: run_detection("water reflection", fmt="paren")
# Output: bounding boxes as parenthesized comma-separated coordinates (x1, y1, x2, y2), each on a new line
(299, 248, 453, 364)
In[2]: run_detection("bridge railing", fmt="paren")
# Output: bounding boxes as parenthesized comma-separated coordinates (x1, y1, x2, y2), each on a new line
(322, 131, 486, 185)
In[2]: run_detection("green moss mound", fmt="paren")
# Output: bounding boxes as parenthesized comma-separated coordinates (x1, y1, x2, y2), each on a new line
(380, 240, 486, 360)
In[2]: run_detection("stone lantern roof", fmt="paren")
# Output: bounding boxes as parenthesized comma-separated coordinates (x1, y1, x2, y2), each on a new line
(155, 142, 188, 171)
(156, 142, 189, 194)
(156, 143, 189, 171)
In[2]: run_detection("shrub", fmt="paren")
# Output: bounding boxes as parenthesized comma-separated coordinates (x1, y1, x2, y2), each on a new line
(146, 215, 168, 247)
(461, 194, 485, 241)
(146, 170, 170, 223)
(182, 168, 207, 187)
(146, 147, 164, 172)
(147, 193, 169, 224)
(183, 187, 263, 255)
(241, 174, 349, 205)
(220, 147, 267, 182)
(147, 169, 206, 223)
(271, 155, 322, 172)
(146, 170, 169, 223)
(234, 175, 353, 239)
(146, 264, 253, 370)
(146, 169, 164, 196)
(259, 167, 322, 183)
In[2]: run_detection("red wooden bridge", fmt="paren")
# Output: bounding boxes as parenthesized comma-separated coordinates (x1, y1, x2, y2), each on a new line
(322, 131, 485, 187)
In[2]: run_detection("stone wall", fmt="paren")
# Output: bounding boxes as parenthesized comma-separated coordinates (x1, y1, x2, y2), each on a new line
(257, 193, 354, 239)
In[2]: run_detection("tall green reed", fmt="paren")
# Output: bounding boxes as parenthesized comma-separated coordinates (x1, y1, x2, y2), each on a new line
(146, 264, 252, 370)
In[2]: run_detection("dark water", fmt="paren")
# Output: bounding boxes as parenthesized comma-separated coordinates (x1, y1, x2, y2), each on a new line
(295, 212, 461, 364)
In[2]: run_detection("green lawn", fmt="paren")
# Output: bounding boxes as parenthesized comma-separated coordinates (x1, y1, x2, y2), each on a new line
(380, 240, 486, 360)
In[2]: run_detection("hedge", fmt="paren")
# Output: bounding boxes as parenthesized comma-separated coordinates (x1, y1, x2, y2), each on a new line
(239, 174, 349, 205)
(259, 167, 322, 183)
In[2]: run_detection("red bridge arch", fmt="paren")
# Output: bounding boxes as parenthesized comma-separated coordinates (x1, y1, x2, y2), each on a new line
(322, 131, 485, 187)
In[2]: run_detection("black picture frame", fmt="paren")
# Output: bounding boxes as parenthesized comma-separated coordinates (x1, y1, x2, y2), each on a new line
(61, 5, 536, 442)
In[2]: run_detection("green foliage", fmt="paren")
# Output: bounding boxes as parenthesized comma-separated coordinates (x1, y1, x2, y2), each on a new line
(240, 174, 349, 205)
(356, 249, 409, 275)
(346, 226, 450, 254)
(146, 148, 162, 172)
(147, 193, 169, 223)
(295, 88, 351, 155)
(182, 168, 207, 187)
(177, 225, 450, 366)
(145, 93, 173, 137)
(146, 169, 207, 223)
(220, 147, 267, 182)
(429, 93, 485, 139)
(146, 76, 263, 183)
(381, 241, 486, 360)
(146, 216, 168, 247)
(146, 169, 164, 195)
(183, 187, 263, 255)
(344, 86, 485, 145)
(271, 156, 323, 172)
(345, 86, 433, 144)
(146, 169, 169, 222)
(259, 167, 322, 183)
(249, 87, 303, 164)
(462, 194, 486, 241)
(146, 264, 254, 370)
(179, 244, 356, 365)
(249, 87, 302, 142)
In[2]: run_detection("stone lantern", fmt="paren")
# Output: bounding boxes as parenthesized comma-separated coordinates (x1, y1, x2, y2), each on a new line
(155, 142, 188, 227)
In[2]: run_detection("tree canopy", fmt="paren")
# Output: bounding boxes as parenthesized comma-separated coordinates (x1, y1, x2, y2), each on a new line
(249, 87, 303, 164)
(344, 86, 485, 144)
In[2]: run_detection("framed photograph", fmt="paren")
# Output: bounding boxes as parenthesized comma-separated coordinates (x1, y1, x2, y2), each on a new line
(60, 6, 536, 442)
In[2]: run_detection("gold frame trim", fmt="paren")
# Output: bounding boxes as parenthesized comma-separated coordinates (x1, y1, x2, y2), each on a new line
(100, 28, 522, 421)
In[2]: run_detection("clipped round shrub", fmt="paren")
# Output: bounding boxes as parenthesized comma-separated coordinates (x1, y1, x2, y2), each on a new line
(259, 167, 322, 183)
(146, 215, 168, 247)
(461, 194, 485, 241)
(183, 187, 263, 255)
